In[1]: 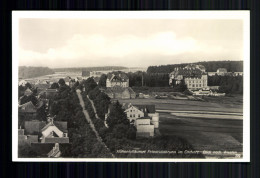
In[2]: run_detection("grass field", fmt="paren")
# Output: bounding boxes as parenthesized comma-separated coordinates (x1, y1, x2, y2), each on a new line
(118, 95, 243, 158)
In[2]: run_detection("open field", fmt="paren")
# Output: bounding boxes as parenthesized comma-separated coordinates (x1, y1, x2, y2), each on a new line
(118, 96, 243, 157)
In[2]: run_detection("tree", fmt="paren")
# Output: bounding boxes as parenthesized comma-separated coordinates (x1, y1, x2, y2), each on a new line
(106, 101, 130, 129)
(98, 74, 107, 88)
(50, 82, 59, 89)
(58, 78, 65, 86)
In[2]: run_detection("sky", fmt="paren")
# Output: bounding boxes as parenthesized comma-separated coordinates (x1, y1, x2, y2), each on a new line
(18, 18, 244, 68)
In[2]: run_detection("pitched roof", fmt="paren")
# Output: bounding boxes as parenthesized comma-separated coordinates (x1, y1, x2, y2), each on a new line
(134, 105, 156, 114)
(41, 121, 68, 133)
(19, 101, 37, 112)
(24, 120, 46, 134)
(24, 88, 33, 96)
(107, 72, 128, 81)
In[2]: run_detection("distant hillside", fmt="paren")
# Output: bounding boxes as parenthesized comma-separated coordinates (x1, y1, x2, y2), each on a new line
(19, 66, 55, 79)
(147, 61, 243, 74)
(52, 66, 128, 73)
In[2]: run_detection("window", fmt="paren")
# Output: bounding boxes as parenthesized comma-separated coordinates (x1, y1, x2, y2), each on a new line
(138, 114, 140, 118)
(130, 114, 132, 117)
(192, 84, 195, 87)
(133, 114, 135, 117)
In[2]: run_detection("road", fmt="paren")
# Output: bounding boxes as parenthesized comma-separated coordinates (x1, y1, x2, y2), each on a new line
(76, 89, 115, 158)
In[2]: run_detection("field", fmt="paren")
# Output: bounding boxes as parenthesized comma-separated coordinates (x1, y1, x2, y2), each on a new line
(118, 95, 243, 158)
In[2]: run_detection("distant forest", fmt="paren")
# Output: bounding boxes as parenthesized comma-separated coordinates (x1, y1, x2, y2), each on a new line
(19, 66, 54, 79)
(53, 66, 127, 73)
(147, 61, 243, 74)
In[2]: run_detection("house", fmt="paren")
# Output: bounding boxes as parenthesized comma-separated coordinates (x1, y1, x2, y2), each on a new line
(40, 119, 69, 143)
(24, 88, 33, 96)
(24, 120, 46, 135)
(104, 86, 136, 99)
(64, 76, 71, 86)
(19, 101, 38, 123)
(19, 80, 27, 86)
(18, 128, 38, 146)
(106, 72, 129, 88)
(123, 103, 159, 128)
(169, 65, 208, 91)
(135, 117, 155, 137)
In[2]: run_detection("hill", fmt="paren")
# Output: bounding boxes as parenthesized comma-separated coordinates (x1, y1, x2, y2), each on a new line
(147, 61, 243, 74)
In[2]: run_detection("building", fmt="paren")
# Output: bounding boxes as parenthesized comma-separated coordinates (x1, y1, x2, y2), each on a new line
(169, 65, 208, 91)
(18, 128, 38, 146)
(40, 119, 69, 143)
(121, 103, 159, 137)
(123, 103, 159, 128)
(184, 64, 206, 72)
(31, 143, 71, 158)
(24, 88, 33, 96)
(135, 118, 154, 137)
(106, 72, 129, 88)
(24, 120, 46, 135)
(64, 76, 71, 86)
(104, 86, 136, 99)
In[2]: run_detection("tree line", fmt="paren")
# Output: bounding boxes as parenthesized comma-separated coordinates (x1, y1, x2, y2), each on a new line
(147, 61, 243, 74)
(19, 66, 54, 79)
(208, 75, 243, 94)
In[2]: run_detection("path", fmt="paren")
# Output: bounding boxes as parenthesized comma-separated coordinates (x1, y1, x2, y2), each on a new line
(87, 95, 100, 119)
(76, 89, 115, 158)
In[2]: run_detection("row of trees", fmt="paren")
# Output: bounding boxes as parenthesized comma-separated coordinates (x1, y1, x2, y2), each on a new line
(48, 79, 113, 157)
(79, 78, 137, 143)
(147, 61, 243, 74)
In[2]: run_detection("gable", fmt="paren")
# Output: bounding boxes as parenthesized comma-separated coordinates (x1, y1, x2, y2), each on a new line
(42, 125, 63, 138)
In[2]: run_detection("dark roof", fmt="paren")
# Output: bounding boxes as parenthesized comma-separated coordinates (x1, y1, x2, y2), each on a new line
(107, 72, 128, 81)
(170, 68, 204, 78)
(134, 105, 156, 114)
(31, 143, 71, 157)
(41, 121, 68, 133)
(19, 101, 37, 113)
(54, 121, 68, 132)
(105, 87, 135, 95)
(24, 120, 46, 134)
(24, 88, 33, 96)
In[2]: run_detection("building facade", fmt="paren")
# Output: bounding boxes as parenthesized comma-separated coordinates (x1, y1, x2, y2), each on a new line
(106, 72, 129, 88)
(169, 65, 208, 91)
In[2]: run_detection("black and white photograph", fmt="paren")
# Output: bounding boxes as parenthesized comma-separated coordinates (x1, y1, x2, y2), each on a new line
(12, 11, 250, 162)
